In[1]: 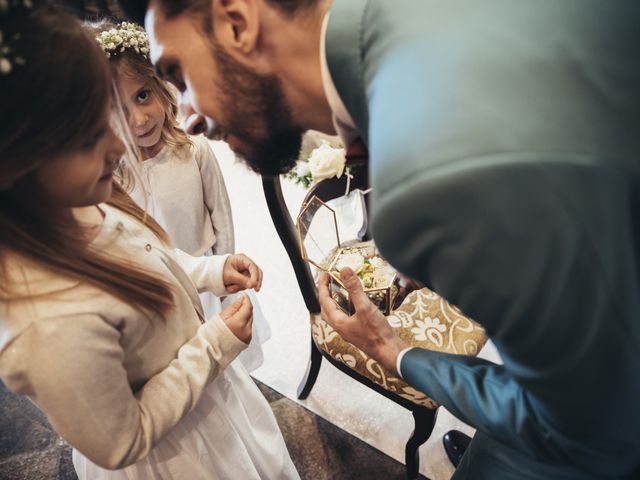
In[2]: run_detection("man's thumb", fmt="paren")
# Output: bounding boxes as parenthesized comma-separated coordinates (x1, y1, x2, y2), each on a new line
(340, 267, 370, 310)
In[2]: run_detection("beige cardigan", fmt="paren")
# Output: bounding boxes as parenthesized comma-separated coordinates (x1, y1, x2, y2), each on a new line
(0, 204, 247, 469)
(129, 135, 235, 256)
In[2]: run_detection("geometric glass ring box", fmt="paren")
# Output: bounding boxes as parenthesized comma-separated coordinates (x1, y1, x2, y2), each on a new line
(296, 195, 399, 315)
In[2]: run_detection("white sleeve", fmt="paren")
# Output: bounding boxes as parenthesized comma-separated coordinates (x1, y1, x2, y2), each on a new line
(0, 313, 246, 470)
(194, 138, 235, 255)
(172, 248, 230, 297)
(396, 347, 415, 379)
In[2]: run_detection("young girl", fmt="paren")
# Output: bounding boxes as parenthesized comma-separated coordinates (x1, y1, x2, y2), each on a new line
(0, 3, 298, 479)
(94, 21, 270, 372)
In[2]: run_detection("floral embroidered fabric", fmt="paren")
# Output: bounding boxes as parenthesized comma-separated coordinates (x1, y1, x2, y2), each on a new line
(311, 288, 488, 408)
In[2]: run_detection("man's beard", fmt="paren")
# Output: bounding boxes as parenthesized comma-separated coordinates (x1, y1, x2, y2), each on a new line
(212, 45, 303, 176)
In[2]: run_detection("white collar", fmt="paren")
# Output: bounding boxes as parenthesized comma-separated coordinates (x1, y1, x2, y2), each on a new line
(320, 12, 359, 147)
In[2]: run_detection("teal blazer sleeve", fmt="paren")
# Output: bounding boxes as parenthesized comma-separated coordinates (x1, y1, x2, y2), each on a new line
(400, 349, 546, 458)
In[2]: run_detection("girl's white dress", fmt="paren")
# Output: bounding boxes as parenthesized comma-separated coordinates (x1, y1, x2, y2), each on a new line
(74, 361, 295, 480)
(129, 136, 270, 371)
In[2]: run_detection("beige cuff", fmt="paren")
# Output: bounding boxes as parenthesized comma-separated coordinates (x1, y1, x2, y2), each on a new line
(201, 313, 248, 366)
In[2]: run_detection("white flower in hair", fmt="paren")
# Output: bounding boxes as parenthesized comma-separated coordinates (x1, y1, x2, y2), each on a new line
(0, 0, 32, 76)
(96, 22, 150, 59)
(0, 57, 11, 75)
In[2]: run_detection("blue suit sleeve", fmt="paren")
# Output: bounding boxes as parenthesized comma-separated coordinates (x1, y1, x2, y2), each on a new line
(401, 348, 545, 455)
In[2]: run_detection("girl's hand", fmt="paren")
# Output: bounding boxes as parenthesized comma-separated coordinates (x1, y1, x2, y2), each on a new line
(223, 254, 263, 293)
(219, 294, 253, 343)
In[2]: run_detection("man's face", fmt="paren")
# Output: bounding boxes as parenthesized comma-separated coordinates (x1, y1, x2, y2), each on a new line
(145, 1, 303, 175)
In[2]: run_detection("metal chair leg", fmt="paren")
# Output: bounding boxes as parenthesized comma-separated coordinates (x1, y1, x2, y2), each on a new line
(405, 408, 438, 479)
(297, 339, 323, 399)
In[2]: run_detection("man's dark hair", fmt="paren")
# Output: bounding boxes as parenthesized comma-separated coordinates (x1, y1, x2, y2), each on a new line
(118, 0, 318, 26)
(117, 0, 203, 25)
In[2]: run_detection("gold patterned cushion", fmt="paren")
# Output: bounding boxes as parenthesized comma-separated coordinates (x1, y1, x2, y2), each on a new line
(311, 288, 488, 409)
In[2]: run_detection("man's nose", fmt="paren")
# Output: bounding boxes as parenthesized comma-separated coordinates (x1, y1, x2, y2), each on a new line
(182, 113, 207, 135)
(178, 96, 206, 135)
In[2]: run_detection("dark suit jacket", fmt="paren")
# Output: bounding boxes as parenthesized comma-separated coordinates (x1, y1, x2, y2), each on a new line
(326, 1, 640, 478)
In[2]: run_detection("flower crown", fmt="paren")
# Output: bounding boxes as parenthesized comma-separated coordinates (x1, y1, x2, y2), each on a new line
(96, 21, 150, 59)
(0, 0, 32, 76)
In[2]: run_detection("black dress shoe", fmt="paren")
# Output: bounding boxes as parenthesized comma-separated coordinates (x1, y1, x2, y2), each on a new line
(443, 430, 472, 467)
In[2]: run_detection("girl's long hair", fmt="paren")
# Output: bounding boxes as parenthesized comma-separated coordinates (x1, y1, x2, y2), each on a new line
(0, 1, 174, 319)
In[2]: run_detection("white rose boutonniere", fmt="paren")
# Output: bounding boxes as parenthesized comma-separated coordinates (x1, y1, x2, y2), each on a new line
(286, 141, 348, 188)
(307, 143, 346, 182)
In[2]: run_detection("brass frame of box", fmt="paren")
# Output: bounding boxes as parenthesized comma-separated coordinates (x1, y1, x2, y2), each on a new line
(296, 195, 398, 315)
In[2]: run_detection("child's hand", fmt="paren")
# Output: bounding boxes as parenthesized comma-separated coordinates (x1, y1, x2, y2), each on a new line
(223, 254, 263, 293)
(219, 294, 253, 344)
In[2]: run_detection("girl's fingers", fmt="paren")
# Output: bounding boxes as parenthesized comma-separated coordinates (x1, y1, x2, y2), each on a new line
(234, 294, 253, 323)
(229, 254, 262, 291)
(219, 294, 245, 321)
(247, 262, 261, 289)
(255, 266, 263, 292)
(225, 269, 251, 290)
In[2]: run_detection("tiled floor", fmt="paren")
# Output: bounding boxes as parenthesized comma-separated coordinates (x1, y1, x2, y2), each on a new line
(256, 382, 424, 479)
(0, 379, 423, 480)
(0, 382, 74, 480)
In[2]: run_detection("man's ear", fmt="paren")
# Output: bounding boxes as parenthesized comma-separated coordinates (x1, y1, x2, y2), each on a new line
(211, 0, 260, 57)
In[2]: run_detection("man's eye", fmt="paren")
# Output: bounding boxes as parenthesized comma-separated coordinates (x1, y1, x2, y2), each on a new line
(136, 89, 151, 103)
(166, 65, 186, 92)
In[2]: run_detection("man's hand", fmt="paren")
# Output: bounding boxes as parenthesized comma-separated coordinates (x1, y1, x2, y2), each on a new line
(318, 268, 409, 374)
(223, 254, 263, 294)
(219, 294, 253, 344)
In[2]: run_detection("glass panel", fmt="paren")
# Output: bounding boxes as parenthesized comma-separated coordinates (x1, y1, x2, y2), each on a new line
(296, 197, 400, 315)
(329, 242, 399, 315)
(329, 275, 351, 314)
(297, 196, 340, 271)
